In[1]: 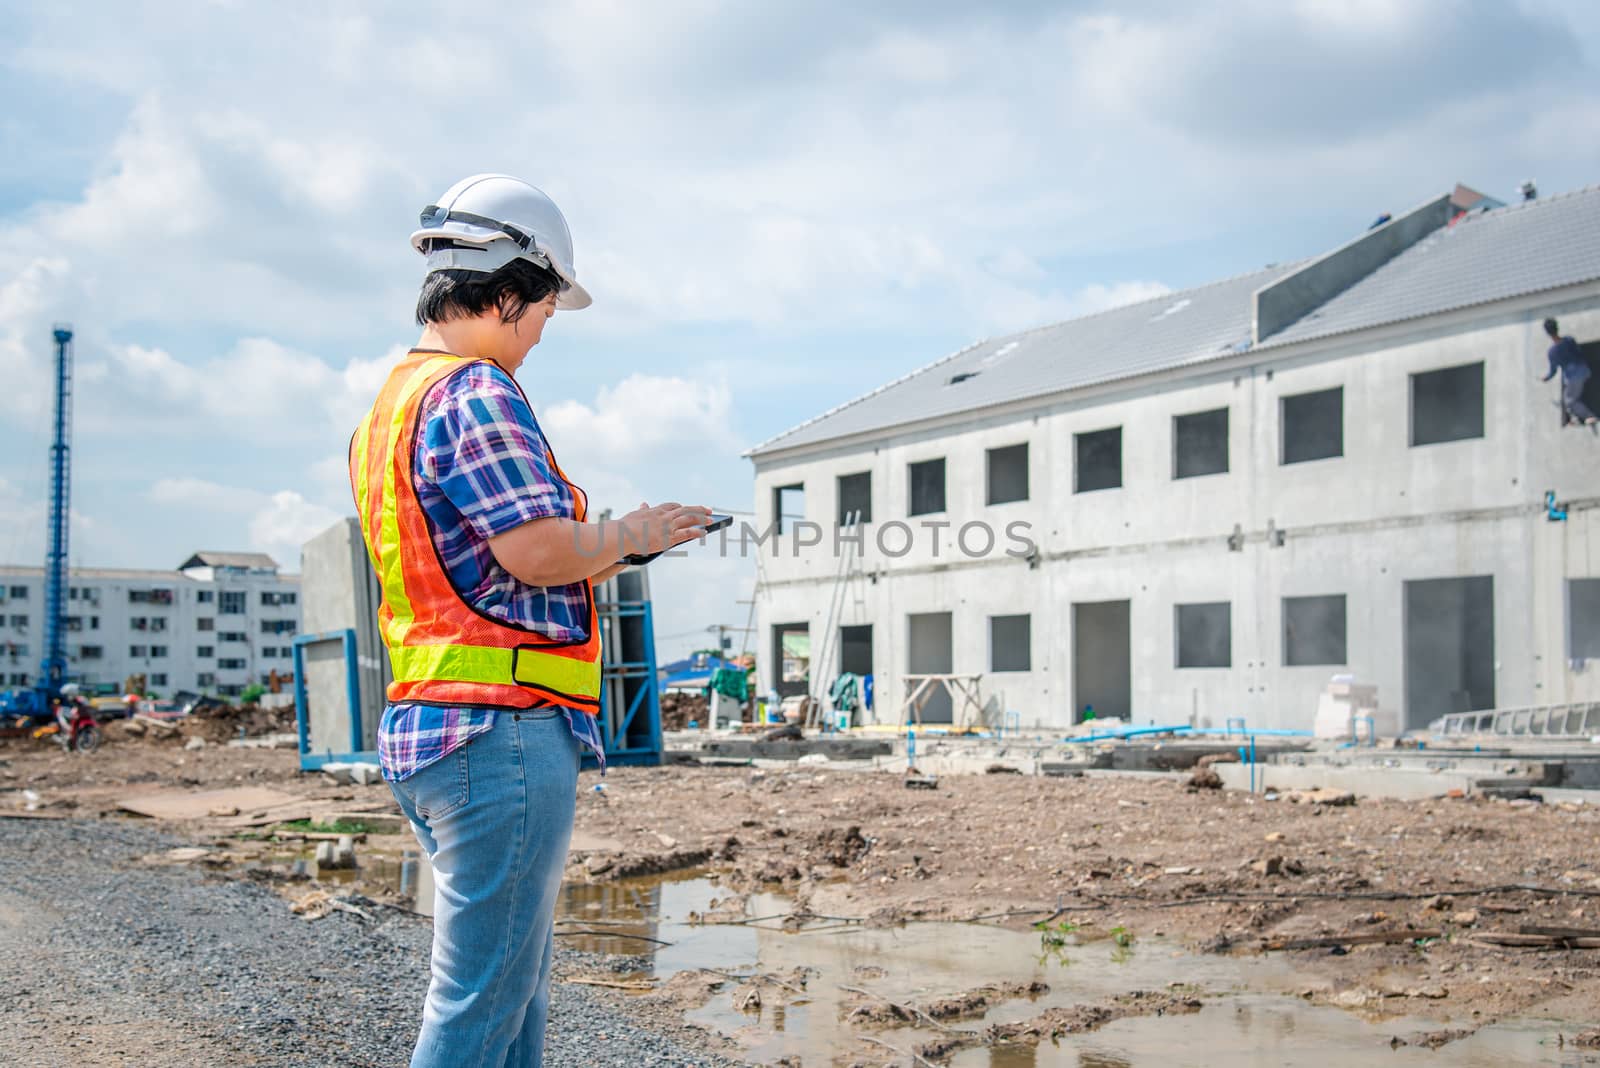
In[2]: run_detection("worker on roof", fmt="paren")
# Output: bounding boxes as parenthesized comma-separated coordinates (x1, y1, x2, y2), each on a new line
(350, 174, 709, 1067)
(1542, 317, 1597, 427)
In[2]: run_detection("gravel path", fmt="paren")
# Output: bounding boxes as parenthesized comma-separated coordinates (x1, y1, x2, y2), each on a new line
(0, 818, 748, 1067)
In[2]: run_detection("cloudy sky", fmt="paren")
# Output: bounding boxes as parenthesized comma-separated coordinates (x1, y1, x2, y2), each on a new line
(2, 0, 1598, 661)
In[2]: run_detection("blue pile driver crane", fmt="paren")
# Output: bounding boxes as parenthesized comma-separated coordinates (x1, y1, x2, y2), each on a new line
(1, 325, 76, 723)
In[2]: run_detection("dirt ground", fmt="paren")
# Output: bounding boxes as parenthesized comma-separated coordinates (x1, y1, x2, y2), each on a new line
(6, 729, 1600, 1060)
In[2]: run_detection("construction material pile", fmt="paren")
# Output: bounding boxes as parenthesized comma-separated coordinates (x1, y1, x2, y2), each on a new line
(658, 691, 708, 731)
(105, 702, 296, 745)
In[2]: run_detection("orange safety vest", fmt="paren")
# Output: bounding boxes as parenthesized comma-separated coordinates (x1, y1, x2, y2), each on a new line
(349, 350, 603, 714)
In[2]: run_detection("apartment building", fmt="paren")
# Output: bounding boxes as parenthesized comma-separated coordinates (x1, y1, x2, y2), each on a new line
(0, 551, 301, 697)
(747, 183, 1600, 733)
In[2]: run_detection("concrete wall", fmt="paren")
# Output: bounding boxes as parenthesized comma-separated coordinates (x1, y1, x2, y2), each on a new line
(1254, 193, 1454, 341)
(751, 287, 1600, 732)
(300, 518, 389, 753)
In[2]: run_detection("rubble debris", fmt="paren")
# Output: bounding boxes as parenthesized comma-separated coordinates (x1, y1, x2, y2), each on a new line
(1188, 766, 1223, 790)
(659, 691, 708, 732)
(1286, 788, 1356, 806)
(107, 702, 298, 747)
(844, 980, 1050, 1025)
(915, 991, 1201, 1061)
(320, 762, 383, 787)
(1391, 1028, 1475, 1050)
(813, 825, 870, 867)
(289, 888, 373, 921)
(314, 836, 357, 869)
(146, 846, 212, 864)
(579, 848, 714, 883)
(132, 715, 178, 740)
(1248, 856, 1304, 877)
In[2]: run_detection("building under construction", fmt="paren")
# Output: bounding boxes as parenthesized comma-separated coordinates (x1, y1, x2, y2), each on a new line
(747, 183, 1600, 734)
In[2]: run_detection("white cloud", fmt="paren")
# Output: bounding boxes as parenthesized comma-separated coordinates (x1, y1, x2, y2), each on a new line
(75, 338, 400, 447)
(540, 374, 742, 512)
(0, 257, 73, 415)
(147, 477, 339, 569)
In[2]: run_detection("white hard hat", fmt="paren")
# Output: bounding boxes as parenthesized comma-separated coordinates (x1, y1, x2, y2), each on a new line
(410, 174, 592, 310)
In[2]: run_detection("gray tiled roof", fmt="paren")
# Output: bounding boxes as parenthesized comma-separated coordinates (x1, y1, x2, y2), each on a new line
(748, 262, 1299, 456)
(1264, 184, 1600, 347)
(749, 184, 1600, 458)
(177, 551, 280, 571)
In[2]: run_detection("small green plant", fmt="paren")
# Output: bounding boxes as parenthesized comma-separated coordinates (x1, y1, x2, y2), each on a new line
(1110, 925, 1134, 948)
(1034, 918, 1080, 964)
(1034, 918, 1079, 950)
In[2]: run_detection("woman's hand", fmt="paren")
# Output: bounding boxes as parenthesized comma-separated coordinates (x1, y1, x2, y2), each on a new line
(618, 501, 712, 556)
(488, 503, 713, 588)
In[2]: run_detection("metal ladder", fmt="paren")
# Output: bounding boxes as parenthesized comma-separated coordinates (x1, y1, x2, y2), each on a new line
(806, 510, 864, 729)
(1430, 701, 1600, 739)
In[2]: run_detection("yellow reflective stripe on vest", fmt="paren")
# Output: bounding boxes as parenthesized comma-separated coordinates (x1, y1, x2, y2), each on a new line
(351, 406, 380, 573)
(389, 643, 602, 699)
(378, 355, 464, 646)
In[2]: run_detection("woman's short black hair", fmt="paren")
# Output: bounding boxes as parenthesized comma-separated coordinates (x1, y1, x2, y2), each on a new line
(415, 245, 563, 327)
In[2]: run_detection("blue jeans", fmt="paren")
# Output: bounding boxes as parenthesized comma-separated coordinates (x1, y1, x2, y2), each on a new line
(1564, 372, 1597, 423)
(390, 709, 580, 1068)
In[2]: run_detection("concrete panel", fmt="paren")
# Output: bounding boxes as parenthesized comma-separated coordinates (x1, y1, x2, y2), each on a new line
(1216, 761, 1478, 800)
(1254, 193, 1453, 342)
(300, 518, 387, 753)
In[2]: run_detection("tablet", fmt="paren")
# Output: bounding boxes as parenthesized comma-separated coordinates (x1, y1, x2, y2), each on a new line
(621, 514, 733, 566)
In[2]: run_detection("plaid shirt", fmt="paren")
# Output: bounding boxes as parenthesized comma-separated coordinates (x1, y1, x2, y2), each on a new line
(378, 355, 605, 781)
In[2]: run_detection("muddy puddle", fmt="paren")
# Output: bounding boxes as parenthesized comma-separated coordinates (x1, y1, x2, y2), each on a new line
(545, 871, 1597, 1067)
(217, 844, 1593, 1066)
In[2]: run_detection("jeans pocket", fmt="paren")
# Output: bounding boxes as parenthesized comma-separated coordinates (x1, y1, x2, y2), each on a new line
(408, 746, 470, 820)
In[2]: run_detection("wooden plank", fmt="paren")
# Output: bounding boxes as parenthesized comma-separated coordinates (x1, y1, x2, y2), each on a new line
(117, 786, 302, 821)
(1470, 933, 1600, 948)
(0, 810, 69, 820)
(1262, 929, 1442, 951)
(215, 803, 324, 828)
(1519, 925, 1600, 939)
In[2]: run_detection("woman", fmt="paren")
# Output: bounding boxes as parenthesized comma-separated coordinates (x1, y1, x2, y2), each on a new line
(349, 173, 709, 1067)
